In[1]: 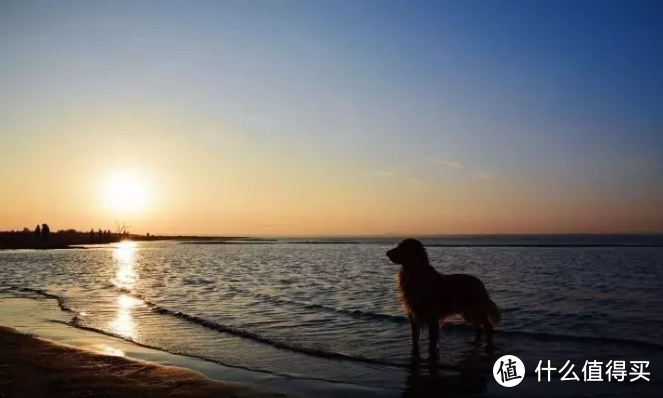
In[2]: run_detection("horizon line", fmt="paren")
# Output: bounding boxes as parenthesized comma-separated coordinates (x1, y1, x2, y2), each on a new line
(3, 230, 661, 238)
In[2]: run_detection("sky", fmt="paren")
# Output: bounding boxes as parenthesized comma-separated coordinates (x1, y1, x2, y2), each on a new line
(1, 0, 662, 236)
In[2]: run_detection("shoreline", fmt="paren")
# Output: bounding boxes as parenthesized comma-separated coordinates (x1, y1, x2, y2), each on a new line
(3, 291, 659, 397)
(0, 234, 271, 250)
(0, 297, 394, 398)
(0, 244, 89, 250)
(0, 325, 284, 398)
(3, 233, 662, 250)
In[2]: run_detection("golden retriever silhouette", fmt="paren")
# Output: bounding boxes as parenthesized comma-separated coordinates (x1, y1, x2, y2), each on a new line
(386, 238, 500, 357)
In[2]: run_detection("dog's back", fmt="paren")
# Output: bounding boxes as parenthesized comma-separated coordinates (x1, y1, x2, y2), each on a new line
(438, 273, 501, 325)
(399, 267, 501, 325)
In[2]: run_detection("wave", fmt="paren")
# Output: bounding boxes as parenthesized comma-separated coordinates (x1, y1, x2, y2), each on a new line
(219, 289, 663, 351)
(11, 287, 76, 313)
(45, 320, 400, 389)
(226, 286, 410, 324)
(71, 285, 663, 353)
(9, 285, 663, 373)
(228, 288, 663, 351)
(115, 289, 423, 368)
(9, 285, 451, 370)
(104, 288, 663, 354)
(147, 303, 420, 368)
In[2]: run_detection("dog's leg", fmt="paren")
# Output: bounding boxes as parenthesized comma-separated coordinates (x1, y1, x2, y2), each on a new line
(473, 322, 483, 345)
(409, 318, 421, 356)
(427, 320, 439, 358)
(463, 311, 482, 345)
(483, 321, 495, 350)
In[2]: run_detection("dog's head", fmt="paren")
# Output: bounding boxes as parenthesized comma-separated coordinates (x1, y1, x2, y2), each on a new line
(386, 238, 429, 268)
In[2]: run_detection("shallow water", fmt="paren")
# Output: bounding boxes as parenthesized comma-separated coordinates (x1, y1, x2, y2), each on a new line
(1, 237, 662, 396)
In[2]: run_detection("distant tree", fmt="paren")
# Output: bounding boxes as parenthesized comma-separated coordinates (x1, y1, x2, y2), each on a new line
(146, 232, 150, 238)
(115, 221, 129, 235)
(22, 227, 30, 233)
(90, 229, 95, 239)
(41, 223, 50, 241)
(98, 229, 103, 239)
(35, 225, 41, 238)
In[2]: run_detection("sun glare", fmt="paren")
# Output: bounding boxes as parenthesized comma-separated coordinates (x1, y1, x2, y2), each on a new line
(104, 173, 148, 214)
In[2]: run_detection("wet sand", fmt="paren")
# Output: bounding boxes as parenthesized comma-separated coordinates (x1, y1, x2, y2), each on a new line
(0, 297, 387, 398)
(0, 326, 286, 398)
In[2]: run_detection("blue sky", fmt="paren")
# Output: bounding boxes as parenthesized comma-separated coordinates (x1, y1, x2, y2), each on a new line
(1, 0, 661, 234)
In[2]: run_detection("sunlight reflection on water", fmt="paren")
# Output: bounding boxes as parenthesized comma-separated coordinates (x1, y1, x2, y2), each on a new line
(111, 294, 144, 339)
(112, 241, 137, 290)
(110, 241, 140, 339)
(93, 344, 126, 357)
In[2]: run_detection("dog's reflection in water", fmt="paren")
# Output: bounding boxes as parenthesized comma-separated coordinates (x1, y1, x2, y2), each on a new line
(401, 348, 491, 398)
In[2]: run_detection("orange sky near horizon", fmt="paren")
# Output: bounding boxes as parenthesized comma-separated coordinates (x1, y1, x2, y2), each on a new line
(1, 110, 661, 237)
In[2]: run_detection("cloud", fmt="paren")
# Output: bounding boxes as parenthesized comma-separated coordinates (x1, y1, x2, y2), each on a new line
(426, 156, 462, 169)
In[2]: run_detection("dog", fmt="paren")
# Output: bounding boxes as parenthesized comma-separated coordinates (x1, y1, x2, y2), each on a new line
(386, 238, 501, 357)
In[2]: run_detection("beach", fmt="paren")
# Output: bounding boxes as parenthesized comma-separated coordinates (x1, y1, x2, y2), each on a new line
(0, 325, 282, 398)
(0, 296, 387, 398)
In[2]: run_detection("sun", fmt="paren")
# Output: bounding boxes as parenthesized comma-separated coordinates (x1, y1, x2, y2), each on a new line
(104, 173, 148, 214)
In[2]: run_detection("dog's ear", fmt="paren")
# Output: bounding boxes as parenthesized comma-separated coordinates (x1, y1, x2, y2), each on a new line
(399, 238, 429, 266)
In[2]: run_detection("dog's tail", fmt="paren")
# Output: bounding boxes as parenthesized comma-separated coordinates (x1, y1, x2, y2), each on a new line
(486, 299, 501, 326)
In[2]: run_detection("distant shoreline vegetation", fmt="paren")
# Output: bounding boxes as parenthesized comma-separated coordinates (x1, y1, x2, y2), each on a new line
(0, 227, 121, 250)
(0, 228, 268, 250)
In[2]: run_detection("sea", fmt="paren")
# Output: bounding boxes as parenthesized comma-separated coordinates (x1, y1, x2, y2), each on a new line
(1, 235, 662, 397)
